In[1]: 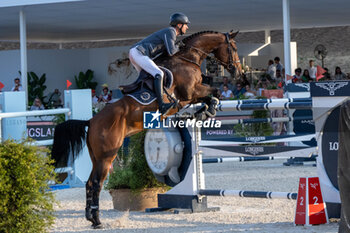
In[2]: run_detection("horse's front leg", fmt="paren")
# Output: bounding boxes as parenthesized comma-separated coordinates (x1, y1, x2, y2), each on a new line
(194, 84, 219, 118)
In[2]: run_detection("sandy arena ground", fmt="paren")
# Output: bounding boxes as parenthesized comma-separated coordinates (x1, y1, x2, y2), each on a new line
(50, 159, 339, 232)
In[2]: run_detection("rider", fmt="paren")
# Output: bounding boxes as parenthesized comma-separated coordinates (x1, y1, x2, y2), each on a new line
(129, 12, 190, 115)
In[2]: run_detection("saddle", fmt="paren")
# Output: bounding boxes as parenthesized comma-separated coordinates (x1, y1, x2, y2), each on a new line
(119, 66, 173, 95)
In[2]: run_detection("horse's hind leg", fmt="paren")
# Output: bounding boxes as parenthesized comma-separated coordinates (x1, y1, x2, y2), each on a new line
(85, 171, 94, 224)
(90, 159, 113, 228)
(85, 143, 96, 224)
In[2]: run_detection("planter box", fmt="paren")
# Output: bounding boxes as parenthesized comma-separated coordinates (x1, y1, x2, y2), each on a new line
(109, 187, 167, 211)
(261, 89, 284, 98)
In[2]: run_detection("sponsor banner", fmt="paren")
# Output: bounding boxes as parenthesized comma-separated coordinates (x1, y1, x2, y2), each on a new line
(321, 106, 340, 189)
(311, 81, 350, 97)
(286, 83, 310, 92)
(293, 109, 316, 147)
(200, 145, 313, 156)
(27, 121, 55, 141)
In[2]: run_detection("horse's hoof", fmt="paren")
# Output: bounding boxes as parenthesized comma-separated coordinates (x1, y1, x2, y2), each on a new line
(92, 223, 103, 229)
(211, 97, 219, 106)
(86, 217, 94, 224)
(205, 108, 216, 118)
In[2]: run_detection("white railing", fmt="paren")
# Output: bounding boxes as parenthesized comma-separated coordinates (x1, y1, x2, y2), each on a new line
(0, 108, 70, 144)
(0, 108, 73, 184)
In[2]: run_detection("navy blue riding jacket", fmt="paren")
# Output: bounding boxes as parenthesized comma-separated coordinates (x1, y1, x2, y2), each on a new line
(132, 27, 179, 59)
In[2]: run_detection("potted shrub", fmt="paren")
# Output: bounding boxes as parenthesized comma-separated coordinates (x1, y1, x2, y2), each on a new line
(27, 71, 47, 107)
(105, 131, 168, 211)
(0, 139, 56, 232)
(74, 69, 98, 90)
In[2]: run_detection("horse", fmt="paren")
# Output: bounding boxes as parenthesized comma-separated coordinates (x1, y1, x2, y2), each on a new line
(51, 30, 242, 228)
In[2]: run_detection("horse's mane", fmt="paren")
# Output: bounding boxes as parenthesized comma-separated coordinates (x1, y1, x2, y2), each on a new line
(181, 30, 221, 44)
(155, 31, 222, 63)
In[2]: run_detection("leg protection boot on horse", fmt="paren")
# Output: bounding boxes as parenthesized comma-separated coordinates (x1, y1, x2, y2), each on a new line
(91, 207, 102, 229)
(154, 74, 176, 115)
(85, 181, 95, 223)
(194, 104, 209, 121)
(206, 97, 220, 117)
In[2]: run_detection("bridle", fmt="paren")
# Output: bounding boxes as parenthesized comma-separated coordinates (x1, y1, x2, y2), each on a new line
(224, 33, 240, 74)
(179, 32, 240, 74)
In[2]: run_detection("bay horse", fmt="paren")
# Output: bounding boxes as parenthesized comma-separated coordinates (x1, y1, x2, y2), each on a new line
(51, 30, 242, 228)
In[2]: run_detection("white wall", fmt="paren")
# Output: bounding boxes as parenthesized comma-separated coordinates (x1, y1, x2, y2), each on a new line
(89, 46, 138, 95)
(28, 49, 90, 94)
(0, 50, 21, 90)
(238, 42, 297, 74)
(0, 46, 138, 98)
(269, 42, 298, 75)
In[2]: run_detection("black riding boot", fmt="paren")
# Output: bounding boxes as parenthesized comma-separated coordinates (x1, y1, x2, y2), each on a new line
(154, 74, 176, 115)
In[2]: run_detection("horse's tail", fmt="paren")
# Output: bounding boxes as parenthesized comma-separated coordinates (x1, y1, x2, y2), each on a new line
(51, 119, 90, 167)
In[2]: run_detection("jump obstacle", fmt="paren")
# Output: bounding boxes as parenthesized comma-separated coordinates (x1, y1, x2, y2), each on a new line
(201, 156, 283, 163)
(145, 81, 349, 218)
(0, 90, 92, 187)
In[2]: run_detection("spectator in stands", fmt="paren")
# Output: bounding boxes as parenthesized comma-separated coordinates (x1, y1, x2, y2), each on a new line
(11, 77, 23, 91)
(322, 67, 332, 81)
(267, 59, 276, 80)
(233, 82, 246, 98)
(275, 69, 284, 84)
(292, 68, 302, 83)
(244, 84, 256, 99)
(219, 76, 234, 93)
(92, 89, 99, 104)
(334, 66, 347, 80)
(301, 69, 312, 82)
(99, 86, 112, 103)
(257, 77, 272, 90)
(308, 60, 317, 81)
(240, 73, 250, 87)
(220, 84, 233, 100)
(212, 88, 221, 99)
(274, 57, 284, 72)
(30, 97, 45, 110)
(48, 88, 62, 108)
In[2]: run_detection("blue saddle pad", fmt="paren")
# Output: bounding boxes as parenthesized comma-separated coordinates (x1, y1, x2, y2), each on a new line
(126, 88, 157, 105)
(126, 66, 173, 105)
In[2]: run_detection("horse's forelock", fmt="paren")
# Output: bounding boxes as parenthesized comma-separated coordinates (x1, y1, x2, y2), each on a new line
(229, 30, 239, 40)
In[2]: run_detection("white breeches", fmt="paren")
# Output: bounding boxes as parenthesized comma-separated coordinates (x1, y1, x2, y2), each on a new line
(129, 47, 164, 78)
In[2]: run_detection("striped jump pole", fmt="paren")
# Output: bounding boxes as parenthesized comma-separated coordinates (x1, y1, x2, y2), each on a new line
(218, 101, 312, 112)
(199, 189, 297, 200)
(219, 115, 313, 125)
(201, 156, 286, 163)
(223, 97, 311, 105)
(174, 98, 312, 117)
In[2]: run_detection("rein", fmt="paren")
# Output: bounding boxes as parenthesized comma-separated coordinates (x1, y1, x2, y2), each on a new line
(178, 56, 201, 68)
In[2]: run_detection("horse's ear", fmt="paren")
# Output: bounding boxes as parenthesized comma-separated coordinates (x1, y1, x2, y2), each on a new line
(229, 30, 239, 39)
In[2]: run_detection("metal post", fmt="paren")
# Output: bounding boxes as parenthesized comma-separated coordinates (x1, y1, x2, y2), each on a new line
(0, 118, 2, 143)
(19, 9, 28, 106)
(282, 0, 291, 78)
(265, 30, 271, 44)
